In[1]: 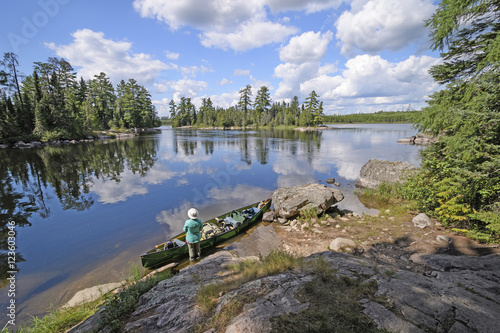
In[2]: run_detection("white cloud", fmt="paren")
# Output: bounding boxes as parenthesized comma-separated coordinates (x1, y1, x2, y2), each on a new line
(335, 0, 436, 56)
(192, 91, 240, 109)
(153, 98, 171, 117)
(133, 0, 298, 51)
(267, 0, 344, 14)
(299, 54, 441, 113)
(165, 50, 180, 60)
(217, 78, 233, 86)
(200, 18, 298, 51)
(46, 29, 169, 86)
(155, 79, 208, 99)
(133, 0, 264, 32)
(280, 31, 333, 64)
(234, 69, 251, 76)
(274, 31, 334, 100)
(180, 65, 213, 77)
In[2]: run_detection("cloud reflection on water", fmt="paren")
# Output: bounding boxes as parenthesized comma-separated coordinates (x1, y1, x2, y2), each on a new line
(155, 184, 271, 237)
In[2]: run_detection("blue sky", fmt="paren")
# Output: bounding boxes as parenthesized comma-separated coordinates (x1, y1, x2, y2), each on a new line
(1, 0, 442, 116)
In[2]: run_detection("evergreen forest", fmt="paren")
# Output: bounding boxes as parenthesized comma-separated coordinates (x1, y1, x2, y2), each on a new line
(169, 85, 325, 128)
(0, 55, 161, 142)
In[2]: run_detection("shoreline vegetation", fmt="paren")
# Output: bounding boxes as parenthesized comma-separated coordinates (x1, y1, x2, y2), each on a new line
(166, 82, 417, 129)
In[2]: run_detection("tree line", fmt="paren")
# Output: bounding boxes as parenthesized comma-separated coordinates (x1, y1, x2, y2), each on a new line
(169, 85, 325, 128)
(324, 110, 419, 124)
(0, 53, 161, 142)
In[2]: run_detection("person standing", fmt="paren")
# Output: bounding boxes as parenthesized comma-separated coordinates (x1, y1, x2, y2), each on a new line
(183, 208, 203, 260)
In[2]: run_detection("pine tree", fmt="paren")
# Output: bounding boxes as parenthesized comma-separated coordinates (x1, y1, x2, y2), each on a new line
(254, 86, 271, 125)
(410, 0, 500, 237)
(238, 84, 252, 125)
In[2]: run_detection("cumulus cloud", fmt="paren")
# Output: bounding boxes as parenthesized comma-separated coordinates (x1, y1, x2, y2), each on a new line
(200, 18, 298, 51)
(133, 0, 263, 31)
(299, 54, 441, 113)
(335, 0, 436, 56)
(274, 31, 334, 100)
(267, 0, 344, 14)
(280, 31, 333, 64)
(192, 91, 240, 109)
(46, 29, 169, 86)
(153, 98, 171, 117)
(133, 0, 298, 51)
(154, 79, 208, 102)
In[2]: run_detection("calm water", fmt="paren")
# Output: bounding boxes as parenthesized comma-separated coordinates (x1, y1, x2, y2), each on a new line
(0, 124, 421, 327)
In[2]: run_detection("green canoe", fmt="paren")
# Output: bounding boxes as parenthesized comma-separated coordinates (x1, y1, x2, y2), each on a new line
(140, 199, 272, 269)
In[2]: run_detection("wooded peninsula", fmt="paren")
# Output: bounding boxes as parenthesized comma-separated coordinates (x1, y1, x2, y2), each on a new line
(0, 54, 161, 143)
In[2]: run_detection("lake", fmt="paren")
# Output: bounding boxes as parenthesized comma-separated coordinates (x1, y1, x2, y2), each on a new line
(0, 124, 422, 327)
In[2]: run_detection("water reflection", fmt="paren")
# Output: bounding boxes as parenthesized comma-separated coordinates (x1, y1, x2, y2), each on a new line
(0, 124, 420, 327)
(0, 138, 159, 280)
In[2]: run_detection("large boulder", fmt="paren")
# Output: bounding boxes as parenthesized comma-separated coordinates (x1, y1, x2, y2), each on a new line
(273, 183, 344, 219)
(355, 159, 417, 189)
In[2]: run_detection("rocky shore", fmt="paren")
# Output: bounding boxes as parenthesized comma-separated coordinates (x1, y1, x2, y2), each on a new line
(0, 128, 161, 149)
(67, 161, 500, 333)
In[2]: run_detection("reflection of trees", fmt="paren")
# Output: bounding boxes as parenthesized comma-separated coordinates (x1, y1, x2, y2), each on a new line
(0, 167, 32, 281)
(0, 138, 159, 279)
(243, 129, 322, 165)
(170, 129, 323, 165)
(203, 140, 214, 155)
(240, 137, 252, 165)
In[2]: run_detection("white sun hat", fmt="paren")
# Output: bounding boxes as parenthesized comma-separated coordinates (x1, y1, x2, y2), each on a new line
(188, 208, 198, 219)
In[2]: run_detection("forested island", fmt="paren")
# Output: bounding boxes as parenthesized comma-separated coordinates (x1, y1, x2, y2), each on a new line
(0, 54, 161, 143)
(168, 86, 326, 128)
(167, 85, 417, 128)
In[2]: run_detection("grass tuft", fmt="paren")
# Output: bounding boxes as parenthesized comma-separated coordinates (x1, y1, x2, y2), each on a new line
(193, 250, 302, 332)
(271, 256, 383, 333)
(3, 300, 101, 333)
(98, 269, 172, 332)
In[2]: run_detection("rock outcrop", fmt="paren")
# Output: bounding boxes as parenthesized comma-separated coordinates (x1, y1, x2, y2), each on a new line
(75, 249, 500, 333)
(355, 159, 417, 189)
(272, 183, 344, 219)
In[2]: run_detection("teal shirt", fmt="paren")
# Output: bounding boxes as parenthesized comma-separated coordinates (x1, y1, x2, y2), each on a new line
(183, 218, 203, 243)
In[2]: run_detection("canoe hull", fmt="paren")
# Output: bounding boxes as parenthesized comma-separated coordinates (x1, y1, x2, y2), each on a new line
(140, 200, 271, 269)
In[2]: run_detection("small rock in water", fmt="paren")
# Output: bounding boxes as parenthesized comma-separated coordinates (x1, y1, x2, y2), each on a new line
(325, 178, 335, 184)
